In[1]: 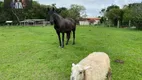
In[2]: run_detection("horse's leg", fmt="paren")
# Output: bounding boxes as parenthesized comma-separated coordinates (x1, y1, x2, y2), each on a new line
(56, 31, 61, 47)
(61, 33, 65, 48)
(72, 30, 75, 45)
(66, 31, 71, 45)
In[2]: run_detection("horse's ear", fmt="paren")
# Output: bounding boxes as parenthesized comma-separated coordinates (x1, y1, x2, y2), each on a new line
(52, 7, 56, 12)
(47, 7, 50, 12)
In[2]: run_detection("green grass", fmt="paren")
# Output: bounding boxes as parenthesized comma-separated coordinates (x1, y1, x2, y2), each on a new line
(0, 26, 142, 80)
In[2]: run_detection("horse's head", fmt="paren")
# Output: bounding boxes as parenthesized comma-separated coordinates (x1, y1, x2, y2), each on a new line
(47, 7, 56, 25)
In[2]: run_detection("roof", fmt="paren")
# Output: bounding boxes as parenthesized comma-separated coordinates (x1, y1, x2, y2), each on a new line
(87, 18, 100, 20)
(80, 18, 101, 21)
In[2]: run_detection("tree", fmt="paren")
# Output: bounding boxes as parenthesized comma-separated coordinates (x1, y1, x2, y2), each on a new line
(122, 5, 133, 27)
(123, 3, 142, 30)
(106, 5, 119, 12)
(106, 8, 123, 26)
(58, 7, 69, 18)
(101, 5, 123, 27)
(70, 4, 86, 17)
(0, 1, 86, 25)
(68, 4, 86, 22)
(129, 3, 142, 30)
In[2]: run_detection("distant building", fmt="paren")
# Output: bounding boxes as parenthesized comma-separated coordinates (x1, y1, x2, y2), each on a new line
(20, 19, 50, 26)
(79, 18, 100, 25)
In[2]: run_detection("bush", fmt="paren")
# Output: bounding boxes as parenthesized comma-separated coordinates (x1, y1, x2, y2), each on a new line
(133, 20, 142, 30)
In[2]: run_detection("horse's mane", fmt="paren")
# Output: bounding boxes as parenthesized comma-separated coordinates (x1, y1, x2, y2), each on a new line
(67, 18, 76, 25)
(53, 13, 63, 20)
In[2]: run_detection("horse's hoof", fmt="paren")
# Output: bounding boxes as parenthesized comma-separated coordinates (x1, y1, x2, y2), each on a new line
(61, 45, 64, 48)
(59, 46, 64, 48)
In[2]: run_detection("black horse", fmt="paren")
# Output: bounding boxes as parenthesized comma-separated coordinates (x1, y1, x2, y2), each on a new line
(48, 8, 76, 48)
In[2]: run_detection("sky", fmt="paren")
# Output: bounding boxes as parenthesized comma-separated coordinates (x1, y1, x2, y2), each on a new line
(35, 0, 141, 17)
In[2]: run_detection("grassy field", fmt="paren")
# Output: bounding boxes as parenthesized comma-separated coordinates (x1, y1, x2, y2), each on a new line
(0, 26, 142, 80)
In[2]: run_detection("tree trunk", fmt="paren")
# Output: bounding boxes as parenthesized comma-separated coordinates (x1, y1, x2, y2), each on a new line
(129, 20, 131, 27)
(11, 9, 20, 24)
(117, 20, 120, 28)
